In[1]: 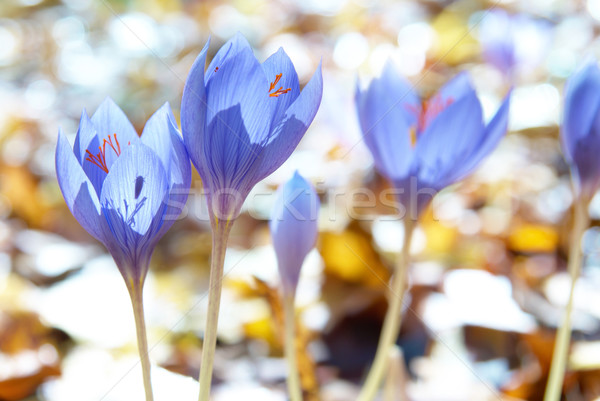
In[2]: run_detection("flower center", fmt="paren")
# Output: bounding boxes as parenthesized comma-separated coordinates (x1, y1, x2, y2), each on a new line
(85, 133, 123, 173)
(406, 94, 454, 145)
(269, 73, 291, 97)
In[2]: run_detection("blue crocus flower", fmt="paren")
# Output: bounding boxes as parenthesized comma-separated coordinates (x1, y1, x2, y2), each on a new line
(181, 34, 323, 226)
(270, 171, 320, 295)
(479, 9, 516, 77)
(55, 98, 191, 285)
(478, 9, 552, 80)
(356, 62, 511, 218)
(561, 60, 600, 202)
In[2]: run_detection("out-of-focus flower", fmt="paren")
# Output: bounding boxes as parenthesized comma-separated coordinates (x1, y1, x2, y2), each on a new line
(561, 60, 600, 201)
(355, 62, 511, 217)
(55, 98, 191, 285)
(478, 9, 552, 79)
(181, 34, 323, 226)
(270, 171, 320, 295)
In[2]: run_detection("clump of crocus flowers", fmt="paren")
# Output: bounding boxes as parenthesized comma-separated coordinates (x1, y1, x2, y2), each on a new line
(55, 30, 592, 401)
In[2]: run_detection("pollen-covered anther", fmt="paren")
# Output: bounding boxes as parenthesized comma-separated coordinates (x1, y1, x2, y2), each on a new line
(269, 73, 291, 97)
(409, 127, 417, 147)
(85, 133, 122, 173)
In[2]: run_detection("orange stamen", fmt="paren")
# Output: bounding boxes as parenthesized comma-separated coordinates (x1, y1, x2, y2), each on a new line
(104, 133, 121, 156)
(85, 147, 109, 173)
(85, 133, 124, 173)
(269, 73, 282, 92)
(268, 73, 291, 97)
(269, 88, 292, 97)
(405, 94, 454, 143)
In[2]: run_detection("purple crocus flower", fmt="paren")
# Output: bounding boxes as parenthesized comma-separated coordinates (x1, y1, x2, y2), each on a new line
(181, 34, 323, 226)
(356, 62, 511, 218)
(270, 171, 320, 295)
(55, 98, 191, 285)
(479, 9, 552, 79)
(561, 60, 600, 202)
(181, 34, 322, 401)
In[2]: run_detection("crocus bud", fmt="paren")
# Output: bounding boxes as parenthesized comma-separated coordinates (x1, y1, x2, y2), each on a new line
(561, 60, 600, 201)
(270, 172, 320, 295)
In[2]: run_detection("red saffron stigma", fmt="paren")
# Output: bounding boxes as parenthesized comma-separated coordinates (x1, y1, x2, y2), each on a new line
(269, 73, 291, 97)
(85, 133, 123, 173)
(406, 94, 454, 135)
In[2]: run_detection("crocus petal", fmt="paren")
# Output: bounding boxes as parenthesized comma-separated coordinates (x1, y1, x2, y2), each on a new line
(100, 143, 169, 275)
(141, 102, 188, 181)
(205, 37, 275, 144)
(252, 62, 323, 183)
(261, 47, 301, 124)
(416, 91, 484, 187)
(378, 61, 420, 126)
(201, 105, 261, 218)
(569, 110, 600, 199)
(562, 61, 600, 161)
(91, 97, 140, 170)
(356, 65, 414, 180)
(437, 71, 476, 103)
(75, 112, 107, 197)
(73, 110, 97, 164)
(141, 102, 192, 233)
(182, 39, 210, 175)
(451, 92, 511, 182)
(205, 33, 248, 83)
(270, 171, 319, 294)
(56, 129, 105, 242)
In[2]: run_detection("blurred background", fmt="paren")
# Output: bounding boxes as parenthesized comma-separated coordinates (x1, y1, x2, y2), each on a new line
(1, 0, 600, 400)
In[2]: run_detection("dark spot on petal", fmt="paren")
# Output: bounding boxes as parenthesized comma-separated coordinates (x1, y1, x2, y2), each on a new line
(134, 176, 144, 199)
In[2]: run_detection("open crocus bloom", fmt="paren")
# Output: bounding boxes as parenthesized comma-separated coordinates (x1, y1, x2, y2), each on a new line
(55, 98, 191, 285)
(356, 62, 511, 217)
(561, 60, 600, 201)
(181, 34, 323, 225)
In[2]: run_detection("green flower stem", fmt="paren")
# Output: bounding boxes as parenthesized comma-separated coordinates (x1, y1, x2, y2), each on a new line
(544, 198, 590, 401)
(198, 222, 232, 401)
(130, 285, 154, 401)
(384, 346, 405, 401)
(358, 218, 415, 401)
(283, 292, 303, 401)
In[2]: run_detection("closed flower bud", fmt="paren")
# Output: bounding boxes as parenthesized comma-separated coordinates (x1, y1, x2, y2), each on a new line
(270, 172, 320, 295)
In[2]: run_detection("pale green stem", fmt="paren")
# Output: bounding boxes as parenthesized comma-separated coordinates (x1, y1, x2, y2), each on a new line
(198, 223, 231, 401)
(358, 218, 415, 401)
(384, 345, 405, 401)
(544, 198, 589, 401)
(129, 285, 154, 401)
(283, 292, 303, 401)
